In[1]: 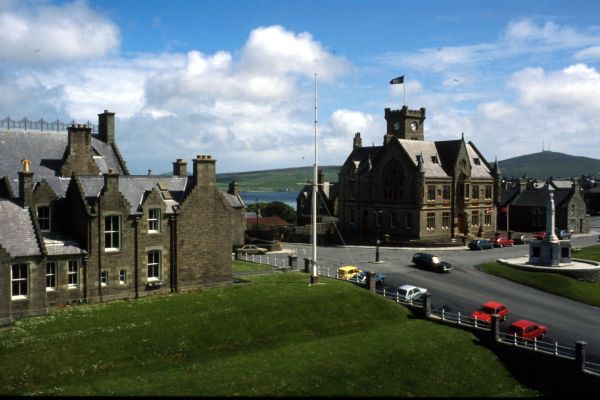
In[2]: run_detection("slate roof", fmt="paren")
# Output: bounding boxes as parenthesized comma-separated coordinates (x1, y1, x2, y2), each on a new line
(399, 139, 448, 177)
(246, 215, 290, 225)
(43, 234, 87, 256)
(0, 129, 125, 186)
(76, 176, 189, 215)
(0, 199, 42, 257)
(223, 192, 245, 209)
(511, 186, 572, 207)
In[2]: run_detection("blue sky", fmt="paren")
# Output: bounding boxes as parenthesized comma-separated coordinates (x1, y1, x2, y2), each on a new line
(2, 0, 600, 174)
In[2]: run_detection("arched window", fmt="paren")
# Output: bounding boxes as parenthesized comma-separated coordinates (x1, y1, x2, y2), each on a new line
(382, 161, 403, 201)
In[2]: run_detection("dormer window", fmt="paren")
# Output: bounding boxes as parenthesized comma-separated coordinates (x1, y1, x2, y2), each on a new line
(431, 155, 439, 164)
(148, 208, 161, 233)
(37, 206, 51, 232)
(473, 158, 481, 165)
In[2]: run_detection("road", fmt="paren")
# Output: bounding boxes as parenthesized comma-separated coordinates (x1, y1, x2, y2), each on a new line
(284, 222, 600, 364)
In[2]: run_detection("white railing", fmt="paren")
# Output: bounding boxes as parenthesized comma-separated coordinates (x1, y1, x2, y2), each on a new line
(498, 332, 576, 358)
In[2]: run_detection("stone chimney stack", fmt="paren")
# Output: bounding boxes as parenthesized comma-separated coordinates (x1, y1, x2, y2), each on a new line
(193, 155, 216, 187)
(98, 110, 116, 144)
(572, 178, 580, 193)
(228, 180, 239, 196)
(103, 169, 119, 193)
(353, 132, 362, 149)
(60, 124, 100, 177)
(172, 159, 187, 177)
(18, 170, 34, 209)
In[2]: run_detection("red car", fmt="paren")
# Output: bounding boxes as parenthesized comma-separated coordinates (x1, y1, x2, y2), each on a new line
(506, 320, 547, 340)
(470, 301, 509, 323)
(492, 236, 514, 247)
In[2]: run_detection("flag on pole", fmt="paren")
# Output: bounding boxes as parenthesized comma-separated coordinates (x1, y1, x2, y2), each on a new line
(390, 76, 404, 84)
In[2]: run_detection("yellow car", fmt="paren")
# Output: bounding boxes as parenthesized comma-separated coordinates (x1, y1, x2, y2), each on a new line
(337, 265, 362, 280)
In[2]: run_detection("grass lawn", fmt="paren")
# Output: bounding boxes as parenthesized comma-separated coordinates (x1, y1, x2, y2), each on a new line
(481, 245, 600, 307)
(0, 269, 536, 397)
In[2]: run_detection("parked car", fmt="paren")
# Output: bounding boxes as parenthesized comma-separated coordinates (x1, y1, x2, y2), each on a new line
(468, 239, 494, 250)
(513, 234, 529, 245)
(354, 271, 385, 285)
(470, 301, 509, 324)
(395, 284, 427, 301)
(411, 252, 454, 273)
(506, 320, 547, 341)
(337, 265, 362, 280)
(534, 231, 547, 240)
(237, 244, 268, 255)
(491, 236, 514, 247)
(555, 229, 572, 239)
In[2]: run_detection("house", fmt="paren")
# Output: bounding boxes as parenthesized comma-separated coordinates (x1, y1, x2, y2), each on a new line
(337, 105, 500, 243)
(296, 169, 338, 226)
(498, 177, 589, 233)
(0, 111, 240, 324)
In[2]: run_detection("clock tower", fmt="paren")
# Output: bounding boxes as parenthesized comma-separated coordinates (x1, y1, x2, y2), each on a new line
(383, 105, 426, 144)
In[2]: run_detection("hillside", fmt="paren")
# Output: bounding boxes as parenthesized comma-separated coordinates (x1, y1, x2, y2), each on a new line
(498, 151, 600, 179)
(211, 151, 600, 191)
(216, 165, 340, 191)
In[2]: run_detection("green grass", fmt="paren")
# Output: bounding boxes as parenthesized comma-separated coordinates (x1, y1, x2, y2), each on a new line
(232, 259, 275, 273)
(0, 270, 536, 397)
(481, 260, 600, 307)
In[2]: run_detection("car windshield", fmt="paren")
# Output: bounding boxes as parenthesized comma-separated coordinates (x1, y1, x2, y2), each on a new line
(482, 306, 496, 314)
(397, 289, 407, 296)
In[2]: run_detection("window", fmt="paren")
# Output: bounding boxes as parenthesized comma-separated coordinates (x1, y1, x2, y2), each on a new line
(147, 250, 161, 281)
(472, 185, 479, 200)
(443, 185, 451, 200)
(426, 212, 436, 230)
(405, 213, 412, 230)
(37, 206, 51, 231)
(375, 211, 382, 227)
(442, 212, 450, 229)
(465, 184, 470, 199)
(484, 214, 492, 226)
(46, 262, 56, 291)
(485, 185, 492, 199)
(68, 261, 79, 289)
(119, 269, 127, 285)
(427, 185, 436, 201)
(471, 211, 479, 226)
(101, 271, 108, 286)
(148, 208, 161, 232)
(390, 212, 397, 228)
(473, 157, 481, 165)
(431, 155, 439, 164)
(349, 209, 355, 224)
(104, 215, 121, 251)
(12, 264, 28, 299)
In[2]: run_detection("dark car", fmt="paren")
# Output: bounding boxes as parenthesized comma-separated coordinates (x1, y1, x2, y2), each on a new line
(354, 271, 385, 285)
(513, 234, 529, 245)
(468, 239, 493, 250)
(555, 229, 572, 239)
(412, 252, 454, 273)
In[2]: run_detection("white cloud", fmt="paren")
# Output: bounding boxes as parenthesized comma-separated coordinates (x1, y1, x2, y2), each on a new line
(0, 1, 120, 65)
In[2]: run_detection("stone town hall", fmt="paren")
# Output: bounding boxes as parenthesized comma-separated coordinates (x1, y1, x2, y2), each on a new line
(0, 111, 245, 325)
(337, 105, 501, 242)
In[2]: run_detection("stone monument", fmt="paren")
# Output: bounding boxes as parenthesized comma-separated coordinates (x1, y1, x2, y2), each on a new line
(529, 187, 572, 266)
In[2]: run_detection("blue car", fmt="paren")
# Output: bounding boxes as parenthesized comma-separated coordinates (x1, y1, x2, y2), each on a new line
(468, 239, 494, 250)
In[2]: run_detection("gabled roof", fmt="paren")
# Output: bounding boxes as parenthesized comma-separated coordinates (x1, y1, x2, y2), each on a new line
(399, 139, 448, 177)
(0, 129, 126, 183)
(434, 139, 463, 176)
(512, 186, 572, 207)
(0, 199, 42, 257)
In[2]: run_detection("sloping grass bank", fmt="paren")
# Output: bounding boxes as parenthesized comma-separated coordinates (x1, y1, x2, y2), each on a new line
(0, 271, 535, 397)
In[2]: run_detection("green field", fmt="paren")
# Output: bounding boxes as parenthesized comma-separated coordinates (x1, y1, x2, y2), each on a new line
(481, 245, 600, 306)
(0, 266, 536, 397)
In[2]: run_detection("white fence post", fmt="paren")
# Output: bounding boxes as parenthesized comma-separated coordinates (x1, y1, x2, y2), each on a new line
(458, 312, 461, 325)
(383, 288, 386, 298)
(396, 292, 399, 303)
(513, 333, 517, 345)
(474, 316, 478, 328)
(441, 309, 445, 320)
(554, 342, 558, 355)
(534, 337, 537, 351)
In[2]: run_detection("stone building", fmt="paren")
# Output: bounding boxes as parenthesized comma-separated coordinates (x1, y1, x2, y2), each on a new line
(0, 111, 239, 324)
(337, 106, 500, 242)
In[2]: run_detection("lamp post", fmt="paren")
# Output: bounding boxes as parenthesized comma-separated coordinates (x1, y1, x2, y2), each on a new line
(374, 209, 382, 263)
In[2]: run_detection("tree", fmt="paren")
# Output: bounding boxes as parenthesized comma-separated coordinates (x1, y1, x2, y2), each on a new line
(247, 201, 296, 224)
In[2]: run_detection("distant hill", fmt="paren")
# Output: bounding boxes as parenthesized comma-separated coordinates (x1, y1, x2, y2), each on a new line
(216, 166, 340, 192)
(498, 151, 600, 180)
(205, 151, 600, 192)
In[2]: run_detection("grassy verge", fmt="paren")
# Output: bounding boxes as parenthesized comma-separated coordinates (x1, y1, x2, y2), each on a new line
(232, 259, 275, 273)
(481, 261, 600, 307)
(0, 270, 536, 397)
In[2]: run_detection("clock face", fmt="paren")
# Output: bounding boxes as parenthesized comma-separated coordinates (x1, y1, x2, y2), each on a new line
(410, 121, 418, 132)
(393, 122, 400, 131)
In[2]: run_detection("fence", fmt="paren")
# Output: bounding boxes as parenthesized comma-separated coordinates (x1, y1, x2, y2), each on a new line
(234, 251, 600, 378)
(0, 116, 97, 133)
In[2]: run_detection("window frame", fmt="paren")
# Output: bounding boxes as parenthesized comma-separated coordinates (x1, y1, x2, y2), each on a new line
(147, 250, 161, 281)
(37, 205, 51, 232)
(427, 185, 436, 201)
(68, 260, 79, 289)
(119, 269, 127, 285)
(11, 263, 29, 300)
(46, 261, 56, 291)
(104, 215, 121, 251)
(100, 271, 108, 287)
(148, 208, 161, 233)
(426, 212, 436, 230)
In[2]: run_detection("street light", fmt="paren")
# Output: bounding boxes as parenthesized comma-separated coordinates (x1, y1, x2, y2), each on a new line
(374, 209, 383, 263)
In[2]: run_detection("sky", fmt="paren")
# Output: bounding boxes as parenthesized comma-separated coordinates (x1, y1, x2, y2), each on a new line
(2, 0, 600, 174)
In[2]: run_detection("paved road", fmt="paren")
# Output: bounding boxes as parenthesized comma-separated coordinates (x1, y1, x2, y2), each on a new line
(284, 223, 600, 364)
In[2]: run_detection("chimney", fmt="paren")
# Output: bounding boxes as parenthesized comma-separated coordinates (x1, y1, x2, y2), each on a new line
(98, 110, 116, 144)
(18, 170, 34, 208)
(572, 178, 580, 192)
(103, 169, 119, 193)
(193, 155, 216, 187)
(173, 159, 187, 177)
(318, 169, 324, 185)
(353, 132, 362, 149)
(228, 180, 239, 196)
(519, 176, 527, 193)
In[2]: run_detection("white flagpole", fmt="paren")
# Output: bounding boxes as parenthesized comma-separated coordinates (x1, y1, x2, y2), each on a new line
(311, 73, 319, 284)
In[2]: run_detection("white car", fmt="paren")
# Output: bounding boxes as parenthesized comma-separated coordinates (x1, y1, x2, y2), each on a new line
(237, 244, 268, 255)
(395, 284, 428, 301)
